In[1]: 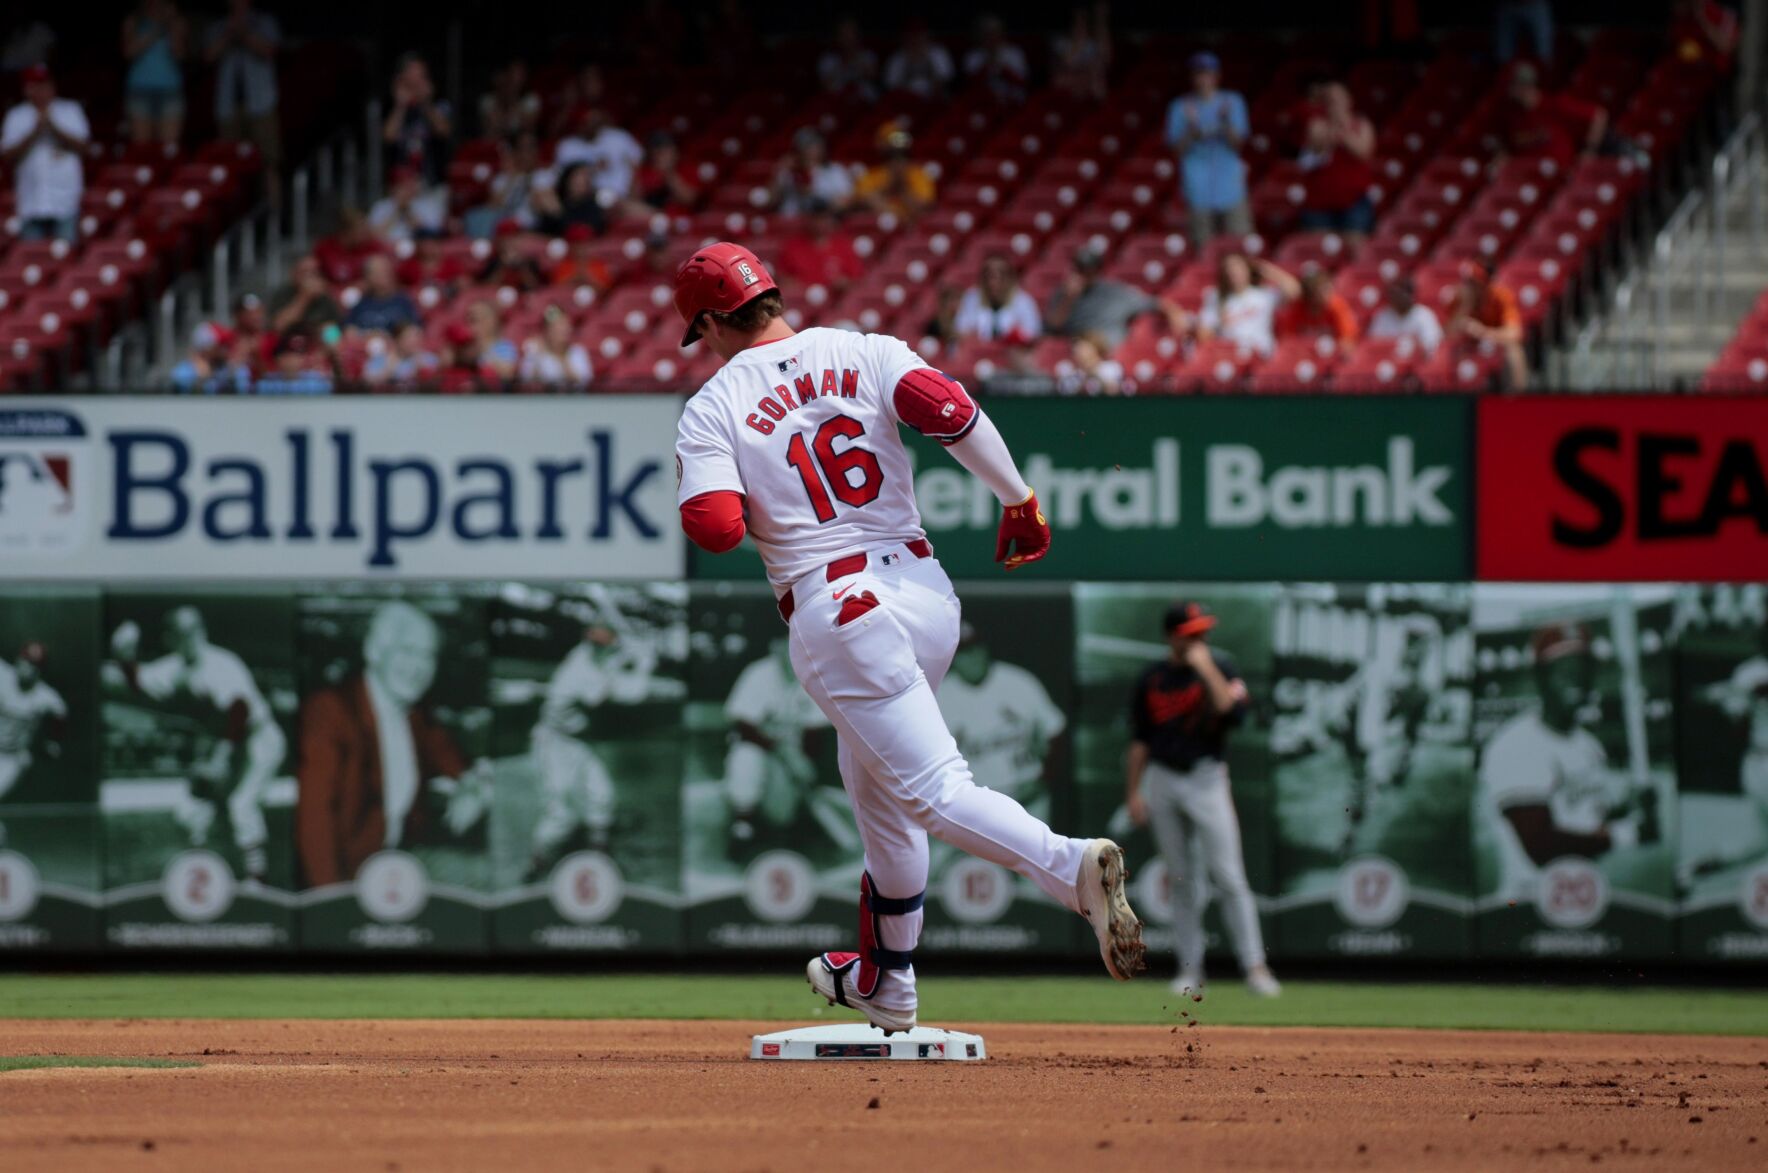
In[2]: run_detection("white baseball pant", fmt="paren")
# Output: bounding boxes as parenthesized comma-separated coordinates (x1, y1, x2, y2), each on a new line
(530, 726, 616, 853)
(785, 544, 1090, 1011)
(1142, 757, 1267, 973)
(227, 721, 286, 854)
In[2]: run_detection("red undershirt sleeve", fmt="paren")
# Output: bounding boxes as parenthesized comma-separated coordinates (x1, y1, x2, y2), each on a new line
(681, 490, 747, 553)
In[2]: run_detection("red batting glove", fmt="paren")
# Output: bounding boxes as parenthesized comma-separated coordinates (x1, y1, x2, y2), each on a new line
(994, 489, 1050, 571)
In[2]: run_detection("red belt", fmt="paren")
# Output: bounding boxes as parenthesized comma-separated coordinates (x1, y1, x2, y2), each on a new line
(777, 539, 932, 623)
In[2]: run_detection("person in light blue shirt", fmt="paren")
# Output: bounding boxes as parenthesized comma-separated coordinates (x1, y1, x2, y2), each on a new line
(1164, 52, 1252, 246)
(122, 0, 187, 144)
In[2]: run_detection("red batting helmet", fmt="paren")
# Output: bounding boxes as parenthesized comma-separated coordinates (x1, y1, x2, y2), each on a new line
(673, 242, 777, 348)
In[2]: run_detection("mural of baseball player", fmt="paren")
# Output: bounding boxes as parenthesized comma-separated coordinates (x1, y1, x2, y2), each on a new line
(718, 636, 849, 856)
(1477, 621, 1661, 904)
(296, 601, 492, 888)
(1124, 601, 1279, 997)
(0, 641, 66, 843)
(938, 623, 1066, 816)
(1676, 605, 1768, 886)
(103, 605, 285, 881)
(524, 621, 659, 880)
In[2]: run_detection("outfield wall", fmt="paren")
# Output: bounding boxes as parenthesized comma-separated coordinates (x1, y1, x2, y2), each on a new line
(0, 395, 1762, 963)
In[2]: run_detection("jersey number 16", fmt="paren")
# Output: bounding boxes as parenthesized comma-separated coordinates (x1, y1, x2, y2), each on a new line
(785, 414, 884, 523)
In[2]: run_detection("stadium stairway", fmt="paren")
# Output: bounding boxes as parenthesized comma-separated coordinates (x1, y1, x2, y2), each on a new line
(1558, 108, 1768, 390)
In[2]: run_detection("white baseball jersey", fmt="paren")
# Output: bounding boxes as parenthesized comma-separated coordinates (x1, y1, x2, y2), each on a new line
(937, 662, 1064, 797)
(726, 652, 830, 741)
(675, 327, 938, 590)
(537, 641, 653, 738)
(1479, 710, 1614, 891)
(133, 643, 272, 726)
(0, 661, 64, 754)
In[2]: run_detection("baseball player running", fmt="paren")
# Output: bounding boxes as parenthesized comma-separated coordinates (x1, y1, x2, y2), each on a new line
(1124, 602, 1279, 997)
(672, 242, 1144, 1032)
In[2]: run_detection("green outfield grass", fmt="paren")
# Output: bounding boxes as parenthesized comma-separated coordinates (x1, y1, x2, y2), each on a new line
(0, 1056, 197, 1072)
(0, 974, 1763, 1036)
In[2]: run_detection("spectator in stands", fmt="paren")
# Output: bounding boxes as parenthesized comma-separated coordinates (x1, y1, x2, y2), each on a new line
(477, 221, 547, 292)
(774, 128, 854, 215)
(1366, 276, 1443, 355)
(1448, 259, 1527, 389)
(547, 63, 605, 140)
(171, 321, 252, 393)
(945, 253, 1042, 344)
(616, 232, 674, 289)
(207, 0, 280, 195)
(315, 207, 387, 284)
(1058, 331, 1125, 395)
(884, 19, 954, 99)
(1670, 0, 1739, 74)
(1165, 52, 1251, 246)
(464, 299, 519, 383)
(383, 53, 453, 185)
(626, 132, 699, 219)
(1297, 82, 1377, 237)
(368, 165, 449, 244)
(1052, 3, 1112, 101)
(397, 231, 468, 290)
(122, 0, 188, 145)
(520, 305, 593, 390)
(550, 224, 615, 291)
(1274, 268, 1359, 349)
(1495, 0, 1554, 66)
(231, 291, 269, 359)
(1, 64, 87, 242)
(255, 330, 334, 395)
(1044, 247, 1156, 350)
(555, 107, 643, 204)
(362, 321, 439, 388)
(818, 17, 880, 102)
(479, 58, 539, 140)
(964, 14, 1029, 104)
(854, 123, 935, 221)
(1194, 253, 1299, 356)
(778, 207, 863, 291)
(270, 256, 343, 336)
(472, 129, 545, 237)
(1494, 63, 1606, 169)
(345, 256, 422, 335)
(533, 163, 608, 237)
(438, 321, 486, 392)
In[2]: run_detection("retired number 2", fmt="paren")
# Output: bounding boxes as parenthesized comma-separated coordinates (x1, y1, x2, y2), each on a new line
(785, 414, 884, 523)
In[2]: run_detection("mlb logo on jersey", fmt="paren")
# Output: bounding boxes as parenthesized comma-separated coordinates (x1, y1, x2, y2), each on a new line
(881, 552, 900, 566)
(777, 356, 800, 375)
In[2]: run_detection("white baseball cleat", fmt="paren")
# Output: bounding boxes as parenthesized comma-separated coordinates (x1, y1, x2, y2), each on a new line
(1245, 965, 1282, 998)
(1076, 839, 1146, 980)
(1170, 969, 1204, 998)
(805, 954, 917, 1035)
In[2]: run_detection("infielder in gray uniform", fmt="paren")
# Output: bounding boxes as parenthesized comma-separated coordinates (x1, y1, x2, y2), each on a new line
(1125, 601, 1279, 997)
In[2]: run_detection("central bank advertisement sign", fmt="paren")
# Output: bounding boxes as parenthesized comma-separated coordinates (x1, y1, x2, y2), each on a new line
(694, 397, 1473, 582)
(0, 399, 680, 580)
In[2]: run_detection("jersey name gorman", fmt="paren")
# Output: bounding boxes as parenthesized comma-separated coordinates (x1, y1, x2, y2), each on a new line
(745, 369, 861, 435)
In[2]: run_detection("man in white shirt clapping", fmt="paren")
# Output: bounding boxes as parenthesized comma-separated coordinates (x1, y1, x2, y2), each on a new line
(0, 64, 89, 242)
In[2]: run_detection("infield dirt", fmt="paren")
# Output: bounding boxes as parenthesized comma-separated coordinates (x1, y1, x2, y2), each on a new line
(0, 1019, 1761, 1171)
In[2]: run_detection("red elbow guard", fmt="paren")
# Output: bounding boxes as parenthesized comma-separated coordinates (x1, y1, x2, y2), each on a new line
(893, 368, 978, 446)
(681, 490, 747, 553)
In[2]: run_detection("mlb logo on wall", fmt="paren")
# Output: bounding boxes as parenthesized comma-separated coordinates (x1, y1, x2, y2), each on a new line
(0, 408, 89, 560)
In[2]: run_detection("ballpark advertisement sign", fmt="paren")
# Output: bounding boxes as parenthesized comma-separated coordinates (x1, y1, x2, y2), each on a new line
(1476, 397, 1768, 582)
(694, 397, 1472, 582)
(0, 399, 679, 581)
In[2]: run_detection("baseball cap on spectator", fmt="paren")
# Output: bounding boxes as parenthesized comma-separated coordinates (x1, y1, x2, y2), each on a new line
(876, 121, 913, 154)
(444, 321, 475, 347)
(390, 164, 422, 187)
(1072, 245, 1105, 274)
(564, 223, 595, 243)
(1163, 601, 1217, 637)
(1459, 258, 1494, 284)
(494, 218, 523, 239)
(1189, 52, 1221, 74)
(21, 63, 51, 85)
(274, 331, 313, 358)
